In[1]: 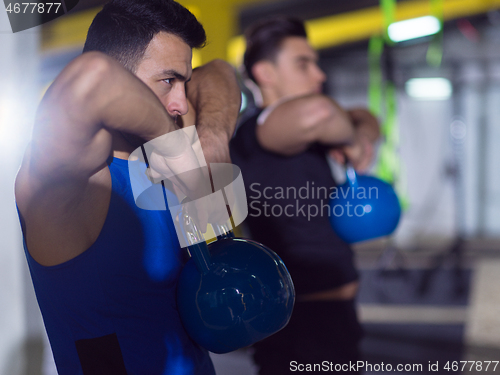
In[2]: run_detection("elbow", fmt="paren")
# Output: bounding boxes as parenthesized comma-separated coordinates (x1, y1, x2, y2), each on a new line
(205, 58, 235, 73)
(204, 58, 241, 107)
(202, 59, 239, 87)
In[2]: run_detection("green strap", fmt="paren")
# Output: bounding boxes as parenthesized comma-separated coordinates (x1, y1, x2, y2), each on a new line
(374, 82, 410, 210)
(375, 82, 398, 184)
(367, 0, 410, 209)
(368, 36, 384, 118)
(426, 0, 444, 66)
(380, 0, 396, 43)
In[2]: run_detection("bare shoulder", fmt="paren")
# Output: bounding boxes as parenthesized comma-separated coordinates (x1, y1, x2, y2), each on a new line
(15, 52, 119, 266)
(15, 146, 112, 266)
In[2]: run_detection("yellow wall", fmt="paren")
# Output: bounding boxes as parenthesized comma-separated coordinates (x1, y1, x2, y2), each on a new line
(41, 0, 500, 66)
(176, 0, 282, 65)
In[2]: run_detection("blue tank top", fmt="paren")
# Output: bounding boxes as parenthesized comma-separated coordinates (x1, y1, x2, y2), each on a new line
(22, 157, 215, 375)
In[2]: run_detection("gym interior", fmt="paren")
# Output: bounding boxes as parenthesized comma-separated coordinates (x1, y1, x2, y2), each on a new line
(1, 0, 500, 373)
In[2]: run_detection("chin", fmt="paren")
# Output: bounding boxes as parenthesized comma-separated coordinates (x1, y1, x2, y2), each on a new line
(118, 132, 145, 152)
(296, 88, 321, 97)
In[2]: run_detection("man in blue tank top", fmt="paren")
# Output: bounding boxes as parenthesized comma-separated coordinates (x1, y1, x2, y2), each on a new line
(230, 17, 380, 374)
(15, 1, 241, 374)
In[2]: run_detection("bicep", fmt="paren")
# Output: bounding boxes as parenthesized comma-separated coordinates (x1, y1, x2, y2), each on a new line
(30, 53, 115, 181)
(256, 95, 354, 156)
(14, 149, 111, 266)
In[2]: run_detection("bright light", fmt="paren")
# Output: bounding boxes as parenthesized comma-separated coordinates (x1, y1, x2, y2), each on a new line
(388, 16, 441, 43)
(405, 78, 452, 100)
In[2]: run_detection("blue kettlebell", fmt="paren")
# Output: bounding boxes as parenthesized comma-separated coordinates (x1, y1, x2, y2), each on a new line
(176, 213, 295, 354)
(329, 163, 401, 243)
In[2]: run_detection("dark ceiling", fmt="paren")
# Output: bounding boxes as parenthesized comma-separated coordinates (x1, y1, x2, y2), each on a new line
(69, 0, 411, 32)
(238, 0, 408, 32)
(66, 0, 493, 58)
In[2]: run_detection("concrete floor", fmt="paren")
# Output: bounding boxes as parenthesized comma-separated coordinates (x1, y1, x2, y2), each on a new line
(209, 241, 500, 375)
(21, 240, 500, 375)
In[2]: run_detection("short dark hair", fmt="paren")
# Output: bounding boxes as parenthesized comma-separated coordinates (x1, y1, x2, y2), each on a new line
(83, 0, 206, 72)
(243, 16, 307, 83)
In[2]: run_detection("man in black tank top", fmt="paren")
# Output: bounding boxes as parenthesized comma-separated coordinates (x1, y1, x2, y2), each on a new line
(230, 17, 380, 374)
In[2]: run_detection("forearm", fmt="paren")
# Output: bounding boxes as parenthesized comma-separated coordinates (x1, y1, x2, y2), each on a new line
(257, 94, 355, 155)
(186, 59, 241, 164)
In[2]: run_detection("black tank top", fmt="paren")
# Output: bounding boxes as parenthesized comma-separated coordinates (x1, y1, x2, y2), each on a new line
(230, 109, 358, 294)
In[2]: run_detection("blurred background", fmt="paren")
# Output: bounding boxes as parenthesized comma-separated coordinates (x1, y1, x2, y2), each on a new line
(1, 0, 500, 373)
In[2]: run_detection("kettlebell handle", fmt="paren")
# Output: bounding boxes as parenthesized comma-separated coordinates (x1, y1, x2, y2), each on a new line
(180, 208, 236, 275)
(344, 159, 359, 189)
(180, 209, 212, 275)
(213, 222, 235, 240)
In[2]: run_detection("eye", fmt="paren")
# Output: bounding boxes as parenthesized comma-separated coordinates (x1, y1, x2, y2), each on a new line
(298, 62, 308, 71)
(163, 78, 174, 85)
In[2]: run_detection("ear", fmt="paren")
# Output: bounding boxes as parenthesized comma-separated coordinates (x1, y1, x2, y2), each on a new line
(251, 61, 277, 87)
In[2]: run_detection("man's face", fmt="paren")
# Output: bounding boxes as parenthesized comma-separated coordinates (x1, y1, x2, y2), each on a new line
(135, 32, 192, 121)
(269, 36, 327, 98)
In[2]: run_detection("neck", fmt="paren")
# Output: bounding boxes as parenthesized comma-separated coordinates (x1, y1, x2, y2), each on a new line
(113, 150, 131, 160)
(260, 86, 282, 108)
(111, 130, 138, 160)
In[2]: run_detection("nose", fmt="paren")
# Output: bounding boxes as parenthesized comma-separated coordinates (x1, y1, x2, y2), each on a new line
(314, 64, 327, 84)
(166, 84, 189, 118)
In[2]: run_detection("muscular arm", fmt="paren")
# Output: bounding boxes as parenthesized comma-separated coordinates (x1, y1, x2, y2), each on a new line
(15, 52, 178, 265)
(184, 59, 241, 165)
(177, 60, 241, 227)
(256, 94, 355, 156)
(28, 52, 177, 181)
